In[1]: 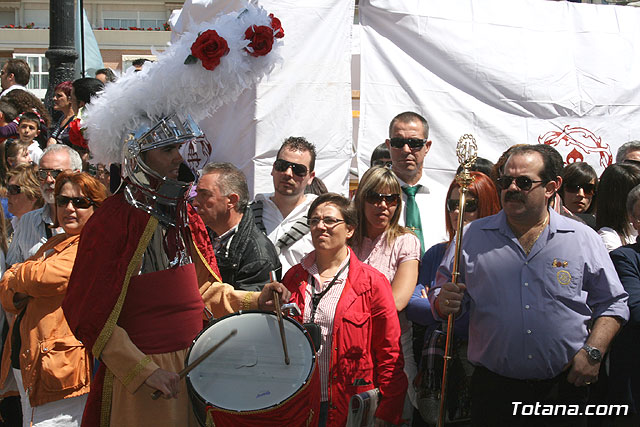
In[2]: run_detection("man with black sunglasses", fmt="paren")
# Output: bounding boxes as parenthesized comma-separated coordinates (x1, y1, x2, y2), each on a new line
(432, 144, 629, 426)
(252, 137, 317, 277)
(615, 140, 640, 164)
(6, 144, 82, 267)
(384, 111, 447, 253)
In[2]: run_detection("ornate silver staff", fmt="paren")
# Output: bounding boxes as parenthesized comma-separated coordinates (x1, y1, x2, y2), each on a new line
(438, 134, 477, 427)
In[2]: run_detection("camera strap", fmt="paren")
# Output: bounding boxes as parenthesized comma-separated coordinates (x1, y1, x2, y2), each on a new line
(309, 260, 350, 323)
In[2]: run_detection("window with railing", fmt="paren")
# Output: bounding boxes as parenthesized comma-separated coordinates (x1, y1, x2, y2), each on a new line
(102, 11, 166, 30)
(140, 19, 166, 29)
(103, 18, 137, 29)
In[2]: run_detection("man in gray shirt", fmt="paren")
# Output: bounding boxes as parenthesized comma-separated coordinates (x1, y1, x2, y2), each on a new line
(6, 145, 82, 266)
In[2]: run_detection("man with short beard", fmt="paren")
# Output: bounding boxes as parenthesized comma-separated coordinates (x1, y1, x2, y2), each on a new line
(433, 144, 629, 426)
(252, 137, 317, 277)
(6, 145, 82, 266)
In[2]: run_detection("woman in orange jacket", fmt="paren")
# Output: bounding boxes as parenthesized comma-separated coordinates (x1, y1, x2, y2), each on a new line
(0, 171, 107, 426)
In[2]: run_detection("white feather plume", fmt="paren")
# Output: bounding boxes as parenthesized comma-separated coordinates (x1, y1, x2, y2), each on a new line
(84, 2, 283, 165)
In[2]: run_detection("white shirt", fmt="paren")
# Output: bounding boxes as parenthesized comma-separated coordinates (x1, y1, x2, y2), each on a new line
(253, 192, 317, 277)
(28, 141, 43, 165)
(0, 84, 27, 98)
(396, 174, 448, 251)
(5, 204, 62, 267)
(598, 226, 637, 252)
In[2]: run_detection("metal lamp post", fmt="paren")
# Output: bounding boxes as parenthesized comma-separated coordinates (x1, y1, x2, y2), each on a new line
(45, 0, 77, 114)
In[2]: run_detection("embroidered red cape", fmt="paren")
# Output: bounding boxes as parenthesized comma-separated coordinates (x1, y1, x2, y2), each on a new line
(62, 192, 220, 426)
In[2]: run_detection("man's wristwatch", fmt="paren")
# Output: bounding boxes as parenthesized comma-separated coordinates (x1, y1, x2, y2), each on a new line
(582, 344, 602, 362)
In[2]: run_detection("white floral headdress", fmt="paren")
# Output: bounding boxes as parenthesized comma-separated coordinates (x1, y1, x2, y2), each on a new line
(84, 1, 284, 165)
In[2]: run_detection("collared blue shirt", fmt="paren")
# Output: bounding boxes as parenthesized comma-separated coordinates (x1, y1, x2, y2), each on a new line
(430, 209, 629, 380)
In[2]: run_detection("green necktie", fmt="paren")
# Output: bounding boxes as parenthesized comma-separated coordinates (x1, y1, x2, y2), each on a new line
(402, 185, 425, 254)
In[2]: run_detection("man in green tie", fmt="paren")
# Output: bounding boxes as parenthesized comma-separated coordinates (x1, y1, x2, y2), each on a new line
(384, 111, 448, 254)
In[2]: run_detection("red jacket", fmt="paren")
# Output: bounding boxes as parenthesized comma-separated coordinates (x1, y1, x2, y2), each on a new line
(283, 249, 407, 426)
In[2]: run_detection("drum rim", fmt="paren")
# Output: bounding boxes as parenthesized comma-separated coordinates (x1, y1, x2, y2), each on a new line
(186, 310, 317, 413)
(200, 362, 319, 416)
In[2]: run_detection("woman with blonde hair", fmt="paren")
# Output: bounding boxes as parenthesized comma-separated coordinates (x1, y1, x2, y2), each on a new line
(351, 165, 421, 421)
(5, 163, 43, 227)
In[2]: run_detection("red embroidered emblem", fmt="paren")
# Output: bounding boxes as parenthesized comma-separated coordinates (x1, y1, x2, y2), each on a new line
(538, 125, 612, 169)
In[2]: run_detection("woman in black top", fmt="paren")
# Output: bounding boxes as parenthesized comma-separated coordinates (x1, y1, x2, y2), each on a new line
(48, 81, 75, 147)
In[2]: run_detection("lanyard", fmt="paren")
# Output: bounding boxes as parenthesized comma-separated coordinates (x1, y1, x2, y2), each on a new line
(309, 260, 350, 323)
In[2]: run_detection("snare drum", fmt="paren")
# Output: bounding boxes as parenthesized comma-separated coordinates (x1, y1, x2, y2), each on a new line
(186, 311, 320, 427)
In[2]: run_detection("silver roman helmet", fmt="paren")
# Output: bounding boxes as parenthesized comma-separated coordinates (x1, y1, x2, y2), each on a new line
(121, 113, 203, 226)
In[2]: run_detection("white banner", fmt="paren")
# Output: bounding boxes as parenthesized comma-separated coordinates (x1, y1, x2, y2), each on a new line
(358, 0, 640, 190)
(173, 0, 354, 196)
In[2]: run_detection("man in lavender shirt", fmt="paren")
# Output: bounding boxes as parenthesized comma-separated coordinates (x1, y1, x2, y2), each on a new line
(432, 144, 629, 426)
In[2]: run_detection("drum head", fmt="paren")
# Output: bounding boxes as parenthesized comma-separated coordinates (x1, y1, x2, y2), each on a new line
(187, 312, 314, 411)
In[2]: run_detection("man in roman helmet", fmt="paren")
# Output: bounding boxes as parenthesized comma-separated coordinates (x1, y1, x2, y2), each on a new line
(62, 4, 288, 426)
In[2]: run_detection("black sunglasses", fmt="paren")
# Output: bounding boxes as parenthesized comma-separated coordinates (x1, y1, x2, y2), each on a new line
(37, 169, 64, 181)
(7, 184, 21, 196)
(564, 183, 596, 196)
(497, 175, 545, 191)
(55, 195, 94, 209)
(389, 138, 427, 150)
(365, 192, 400, 207)
(447, 198, 478, 213)
(273, 159, 309, 177)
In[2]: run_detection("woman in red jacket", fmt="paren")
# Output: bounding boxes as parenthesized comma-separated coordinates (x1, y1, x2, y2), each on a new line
(282, 192, 407, 427)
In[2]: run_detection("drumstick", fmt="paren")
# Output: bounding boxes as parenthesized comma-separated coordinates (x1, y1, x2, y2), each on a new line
(273, 290, 290, 365)
(270, 271, 290, 365)
(151, 329, 237, 400)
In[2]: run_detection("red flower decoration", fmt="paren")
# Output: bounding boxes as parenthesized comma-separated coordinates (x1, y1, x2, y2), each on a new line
(189, 29, 230, 71)
(244, 25, 274, 57)
(68, 118, 88, 149)
(269, 13, 284, 39)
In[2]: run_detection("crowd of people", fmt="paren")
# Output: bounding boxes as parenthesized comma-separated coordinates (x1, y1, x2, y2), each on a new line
(0, 44, 640, 427)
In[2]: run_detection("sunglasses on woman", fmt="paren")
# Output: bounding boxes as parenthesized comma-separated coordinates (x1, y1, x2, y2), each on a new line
(273, 159, 309, 177)
(365, 192, 400, 207)
(7, 184, 21, 195)
(564, 183, 595, 196)
(496, 175, 544, 191)
(55, 195, 94, 209)
(389, 138, 427, 150)
(447, 198, 478, 213)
